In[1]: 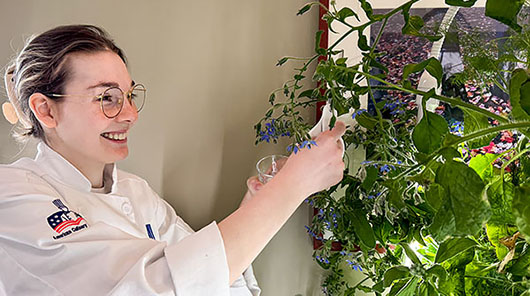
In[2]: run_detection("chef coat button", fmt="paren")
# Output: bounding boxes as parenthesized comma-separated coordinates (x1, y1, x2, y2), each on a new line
(121, 202, 132, 214)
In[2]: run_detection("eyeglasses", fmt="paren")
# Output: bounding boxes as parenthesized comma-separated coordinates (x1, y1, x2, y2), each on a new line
(48, 84, 146, 119)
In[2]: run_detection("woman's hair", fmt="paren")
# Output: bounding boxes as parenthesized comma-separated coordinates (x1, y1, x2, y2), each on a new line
(4, 24, 127, 141)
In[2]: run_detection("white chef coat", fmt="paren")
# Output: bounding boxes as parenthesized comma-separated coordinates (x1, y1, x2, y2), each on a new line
(0, 142, 261, 296)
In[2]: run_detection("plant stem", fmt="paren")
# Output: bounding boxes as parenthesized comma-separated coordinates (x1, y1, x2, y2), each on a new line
(326, 0, 420, 53)
(391, 121, 530, 181)
(367, 83, 389, 160)
(501, 148, 530, 181)
(342, 68, 509, 123)
(351, 276, 370, 290)
(464, 275, 510, 284)
(370, 17, 388, 57)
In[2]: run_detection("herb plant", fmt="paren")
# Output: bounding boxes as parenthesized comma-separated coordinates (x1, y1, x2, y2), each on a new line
(256, 0, 530, 295)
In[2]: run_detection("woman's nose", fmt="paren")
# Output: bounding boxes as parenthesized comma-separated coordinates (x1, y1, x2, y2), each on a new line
(116, 95, 138, 123)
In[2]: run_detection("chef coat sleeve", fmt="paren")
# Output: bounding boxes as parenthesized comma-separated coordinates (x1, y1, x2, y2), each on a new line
(0, 174, 230, 296)
(155, 196, 261, 295)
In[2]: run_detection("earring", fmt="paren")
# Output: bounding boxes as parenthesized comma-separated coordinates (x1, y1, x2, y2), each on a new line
(2, 102, 19, 124)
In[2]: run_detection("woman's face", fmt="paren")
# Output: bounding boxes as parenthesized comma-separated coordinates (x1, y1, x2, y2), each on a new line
(50, 50, 138, 167)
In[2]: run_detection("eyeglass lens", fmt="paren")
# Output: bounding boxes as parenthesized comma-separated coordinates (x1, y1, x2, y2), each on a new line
(101, 85, 146, 118)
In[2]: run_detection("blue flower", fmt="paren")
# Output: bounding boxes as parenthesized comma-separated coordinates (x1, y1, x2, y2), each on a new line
(352, 109, 367, 119)
(450, 121, 464, 136)
(316, 255, 330, 264)
(390, 109, 404, 115)
(304, 225, 322, 241)
(300, 140, 317, 149)
(259, 131, 271, 143)
(304, 198, 315, 206)
(345, 259, 363, 271)
(379, 164, 391, 173)
(287, 144, 300, 154)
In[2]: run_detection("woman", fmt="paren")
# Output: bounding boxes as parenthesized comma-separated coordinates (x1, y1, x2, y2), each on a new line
(0, 25, 345, 295)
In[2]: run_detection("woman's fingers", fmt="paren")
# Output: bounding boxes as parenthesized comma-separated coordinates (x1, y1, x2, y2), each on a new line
(328, 120, 347, 140)
(247, 176, 264, 194)
(316, 121, 347, 144)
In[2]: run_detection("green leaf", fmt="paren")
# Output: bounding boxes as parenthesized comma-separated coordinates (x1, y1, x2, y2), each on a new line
(438, 266, 466, 295)
(358, 31, 370, 51)
(507, 249, 530, 276)
(442, 133, 460, 147)
(363, 53, 388, 74)
(486, 223, 510, 248)
(388, 279, 408, 296)
(439, 147, 460, 161)
(386, 181, 407, 210)
(350, 208, 376, 248)
(337, 7, 359, 21)
(315, 30, 325, 55)
(419, 282, 437, 296)
(513, 184, 530, 244)
(294, 74, 305, 80)
(402, 15, 424, 34)
(429, 161, 489, 240)
(509, 69, 530, 120)
(297, 3, 312, 15)
(413, 227, 427, 246)
(268, 93, 276, 105)
(426, 264, 447, 281)
(446, 247, 475, 269)
(400, 242, 421, 265)
(402, 15, 442, 42)
(468, 153, 498, 181)
(445, 0, 478, 7)
(426, 183, 445, 212)
(384, 266, 411, 287)
(487, 176, 515, 225)
(462, 108, 493, 149)
(412, 111, 449, 154)
(297, 89, 314, 99)
(358, 0, 373, 19)
(435, 237, 477, 263)
(403, 58, 443, 87)
(356, 112, 378, 129)
(372, 281, 385, 293)
(391, 277, 420, 296)
(276, 57, 289, 66)
(485, 0, 524, 32)
(520, 80, 530, 116)
(335, 57, 347, 66)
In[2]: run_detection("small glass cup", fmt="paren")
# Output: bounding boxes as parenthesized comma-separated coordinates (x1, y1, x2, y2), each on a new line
(256, 155, 288, 184)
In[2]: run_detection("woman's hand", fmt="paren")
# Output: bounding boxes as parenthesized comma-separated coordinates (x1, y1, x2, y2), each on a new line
(273, 121, 346, 199)
(220, 121, 346, 284)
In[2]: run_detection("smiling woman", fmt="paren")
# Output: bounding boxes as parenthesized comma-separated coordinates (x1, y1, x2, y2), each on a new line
(0, 24, 346, 295)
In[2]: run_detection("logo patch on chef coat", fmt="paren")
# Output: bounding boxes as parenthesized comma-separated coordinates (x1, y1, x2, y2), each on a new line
(47, 199, 88, 239)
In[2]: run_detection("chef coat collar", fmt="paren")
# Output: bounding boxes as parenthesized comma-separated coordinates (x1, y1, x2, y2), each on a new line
(35, 142, 117, 193)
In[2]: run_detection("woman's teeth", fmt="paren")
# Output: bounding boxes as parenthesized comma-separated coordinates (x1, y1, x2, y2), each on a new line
(101, 132, 127, 140)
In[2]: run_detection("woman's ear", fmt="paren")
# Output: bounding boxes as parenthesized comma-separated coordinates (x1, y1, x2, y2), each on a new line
(28, 93, 57, 128)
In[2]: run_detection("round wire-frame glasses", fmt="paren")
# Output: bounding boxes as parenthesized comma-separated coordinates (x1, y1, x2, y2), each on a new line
(48, 84, 146, 119)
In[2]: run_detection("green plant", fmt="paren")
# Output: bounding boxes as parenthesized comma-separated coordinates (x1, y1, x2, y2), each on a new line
(255, 0, 530, 295)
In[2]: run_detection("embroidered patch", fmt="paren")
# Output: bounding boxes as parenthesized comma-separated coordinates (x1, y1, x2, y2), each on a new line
(47, 199, 88, 240)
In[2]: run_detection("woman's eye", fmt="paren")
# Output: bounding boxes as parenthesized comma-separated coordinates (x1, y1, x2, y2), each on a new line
(98, 95, 113, 102)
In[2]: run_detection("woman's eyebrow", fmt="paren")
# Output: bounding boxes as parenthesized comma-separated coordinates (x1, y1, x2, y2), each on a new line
(86, 81, 120, 89)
